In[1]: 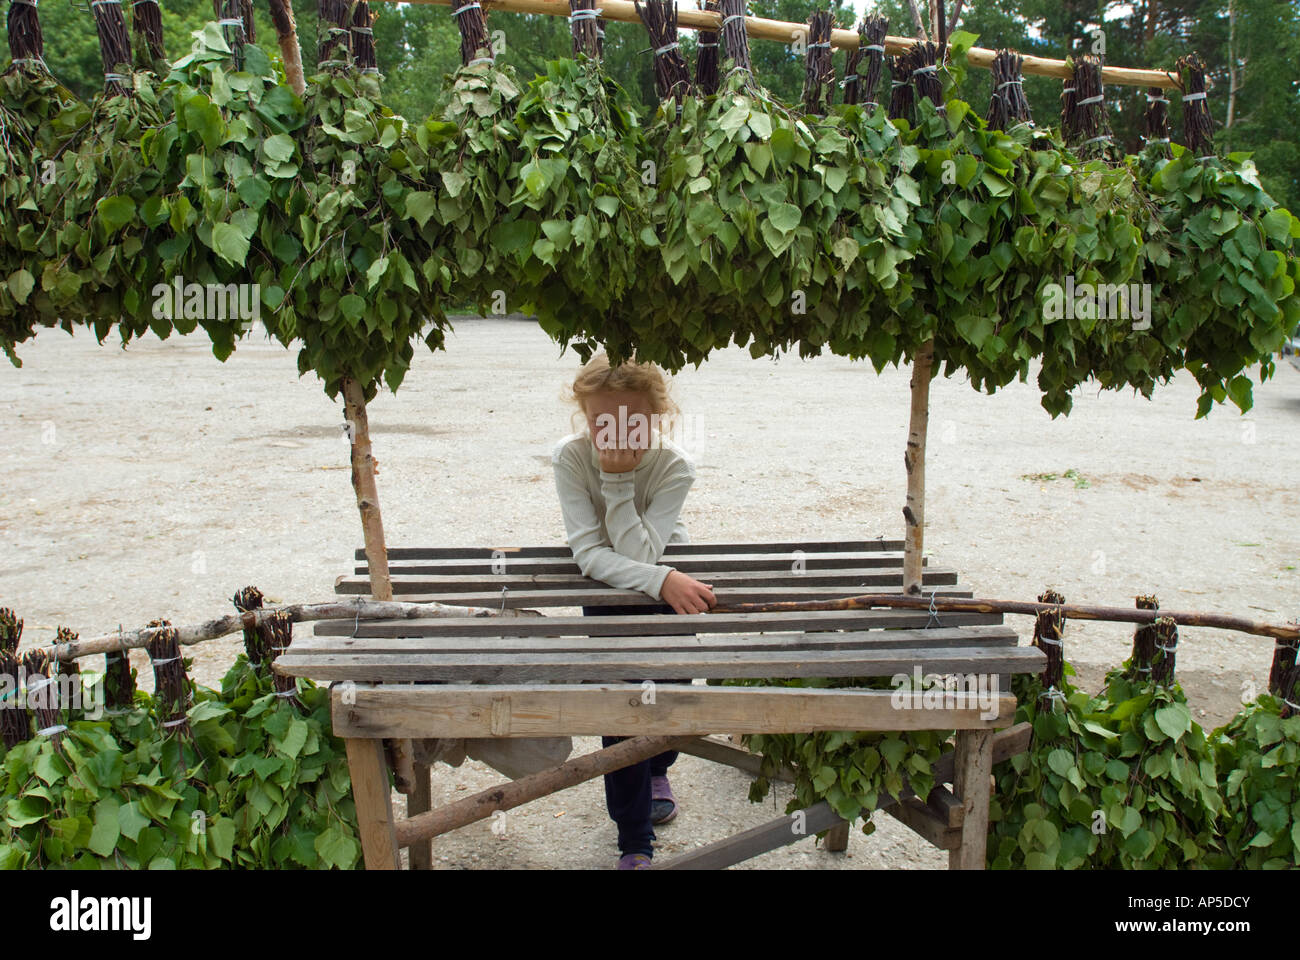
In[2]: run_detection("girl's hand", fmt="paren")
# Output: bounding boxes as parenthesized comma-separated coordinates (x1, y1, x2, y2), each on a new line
(660, 569, 716, 615)
(597, 445, 645, 474)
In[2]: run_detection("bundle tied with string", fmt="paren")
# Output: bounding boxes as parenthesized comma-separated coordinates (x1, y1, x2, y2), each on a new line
(1268, 634, 1299, 719)
(717, 0, 754, 89)
(130, 0, 165, 69)
(21, 648, 63, 750)
(90, 0, 134, 98)
(845, 13, 887, 112)
(1033, 588, 1065, 697)
(1142, 84, 1171, 160)
(694, 0, 720, 95)
(103, 635, 136, 712)
(1060, 59, 1077, 143)
(909, 39, 942, 113)
(1126, 594, 1160, 680)
(635, 0, 692, 106)
(266, 611, 305, 711)
(53, 627, 80, 683)
(886, 53, 913, 122)
(1150, 616, 1179, 686)
(451, 0, 493, 67)
(351, 0, 378, 73)
(986, 48, 1031, 131)
(318, 0, 353, 70)
(146, 618, 191, 738)
(213, 0, 247, 69)
(569, 0, 603, 59)
(1071, 54, 1114, 161)
(0, 607, 21, 656)
(6, 0, 46, 72)
(0, 651, 31, 748)
(1176, 52, 1214, 157)
(232, 585, 268, 665)
(800, 9, 834, 115)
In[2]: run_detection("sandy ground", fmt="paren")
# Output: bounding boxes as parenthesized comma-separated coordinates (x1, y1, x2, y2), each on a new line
(3, 316, 1299, 869)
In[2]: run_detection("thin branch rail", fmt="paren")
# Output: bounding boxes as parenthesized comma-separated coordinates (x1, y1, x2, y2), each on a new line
(392, 0, 1182, 89)
(711, 594, 1300, 642)
(46, 599, 543, 663)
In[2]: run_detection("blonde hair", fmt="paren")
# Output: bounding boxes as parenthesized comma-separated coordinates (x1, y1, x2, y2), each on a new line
(562, 351, 681, 436)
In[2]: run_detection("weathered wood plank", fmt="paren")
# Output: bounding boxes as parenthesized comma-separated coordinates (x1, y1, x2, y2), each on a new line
(886, 796, 963, 849)
(359, 539, 906, 561)
(292, 623, 1020, 655)
(310, 608, 1004, 639)
(344, 737, 401, 870)
(360, 550, 925, 577)
(280, 644, 1044, 683)
(370, 585, 976, 609)
(334, 566, 962, 595)
(328, 683, 1017, 737)
(949, 729, 995, 870)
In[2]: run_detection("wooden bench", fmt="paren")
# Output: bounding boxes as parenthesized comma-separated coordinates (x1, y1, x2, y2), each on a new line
(275, 539, 1044, 869)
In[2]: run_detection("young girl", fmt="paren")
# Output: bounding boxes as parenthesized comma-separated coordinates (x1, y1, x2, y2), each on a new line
(552, 352, 716, 870)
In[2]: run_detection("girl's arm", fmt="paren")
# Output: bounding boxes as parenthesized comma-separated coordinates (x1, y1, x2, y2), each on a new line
(597, 463, 693, 565)
(552, 454, 692, 600)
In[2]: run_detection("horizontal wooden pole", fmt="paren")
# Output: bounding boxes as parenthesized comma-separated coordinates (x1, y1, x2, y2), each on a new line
(391, 0, 1182, 89)
(329, 683, 1016, 737)
(712, 593, 1300, 643)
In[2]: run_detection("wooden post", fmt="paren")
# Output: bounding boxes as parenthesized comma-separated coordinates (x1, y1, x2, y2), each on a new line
(903, 340, 934, 595)
(266, 0, 307, 96)
(345, 737, 402, 869)
(948, 728, 993, 869)
(341, 377, 393, 603)
(407, 763, 434, 869)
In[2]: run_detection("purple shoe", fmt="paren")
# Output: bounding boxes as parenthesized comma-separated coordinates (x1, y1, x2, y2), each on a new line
(650, 775, 678, 824)
(617, 853, 652, 870)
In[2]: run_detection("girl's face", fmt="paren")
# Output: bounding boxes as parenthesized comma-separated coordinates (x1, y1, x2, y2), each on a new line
(583, 389, 654, 451)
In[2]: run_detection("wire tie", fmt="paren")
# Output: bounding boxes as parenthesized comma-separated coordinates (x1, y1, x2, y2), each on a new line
(1144, 136, 1170, 144)
(37, 724, 67, 737)
(349, 596, 363, 639)
(352, 26, 373, 34)
(1062, 85, 1075, 94)
(452, 1, 480, 14)
(997, 79, 1022, 90)
(499, 586, 509, 614)
(468, 56, 496, 66)
(721, 13, 744, 27)
(1037, 634, 1062, 647)
(274, 688, 298, 698)
(151, 656, 179, 665)
(25, 676, 54, 694)
(1146, 93, 1168, 102)
(1077, 94, 1104, 105)
(1083, 134, 1112, 146)
(218, 17, 244, 27)
(808, 41, 830, 49)
(104, 72, 131, 81)
(161, 717, 187, 728)
(912, 64, 937, 75)
(568, 7, 602, 20)
(654, 42, 679, 55)
(862, 43, 884, 53)
(1182, 91, 1207, 102)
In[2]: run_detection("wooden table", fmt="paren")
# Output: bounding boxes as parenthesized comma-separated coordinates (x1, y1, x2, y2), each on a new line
(275, 539, 1044, 869)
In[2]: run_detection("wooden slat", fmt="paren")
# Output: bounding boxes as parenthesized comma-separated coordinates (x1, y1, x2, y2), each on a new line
(885, 797, 962, 849)
(291, 623, 1020, 655)
(334, 567, 962, 594)
(363, 550, 923, 577)
(345, 738, 401, 869)
(310, 608, 1003, 639)
(358, 539, 906, 561)
(330, 683, 1017, 737)
(278, 644, 1045, 682)
(370, 585, 976, 609)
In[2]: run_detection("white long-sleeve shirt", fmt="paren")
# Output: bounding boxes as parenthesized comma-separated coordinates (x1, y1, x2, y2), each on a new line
(551, 429, 695, 600)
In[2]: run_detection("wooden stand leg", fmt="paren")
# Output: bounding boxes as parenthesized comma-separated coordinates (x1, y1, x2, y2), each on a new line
(948, 729, 994, 870)
(824, 820, 850, 852)
(346, 738, 401, 870)
(408, 762, 433, 870)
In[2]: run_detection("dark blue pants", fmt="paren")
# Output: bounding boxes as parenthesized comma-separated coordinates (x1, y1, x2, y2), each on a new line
(582, 602, 686, 857)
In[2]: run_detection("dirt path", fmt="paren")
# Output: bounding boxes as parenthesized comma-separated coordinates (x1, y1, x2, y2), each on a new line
(3, 317, 1298, 868)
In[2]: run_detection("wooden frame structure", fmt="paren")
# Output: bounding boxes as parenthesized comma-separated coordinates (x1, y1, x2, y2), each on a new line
(276, 539, 1046, 869)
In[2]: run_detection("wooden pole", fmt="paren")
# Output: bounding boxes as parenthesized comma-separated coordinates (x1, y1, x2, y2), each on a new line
(378, 0, 1184, 89)
(710, 593, 1300, 643)
(45, 598, 541, 663)
(266, 0, 307, 96)
(902, 340, 933, 596)
(341, 377, 393, 604)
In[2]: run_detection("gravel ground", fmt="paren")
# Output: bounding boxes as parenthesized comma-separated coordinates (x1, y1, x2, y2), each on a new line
(2, 316, 1298, 869)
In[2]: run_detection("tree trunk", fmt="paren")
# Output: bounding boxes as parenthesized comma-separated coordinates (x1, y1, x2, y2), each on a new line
(266, 0, 307, 96)
(902, 340, 934, 596)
